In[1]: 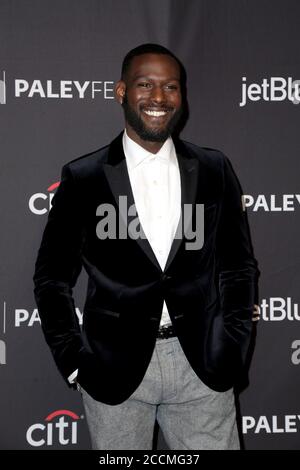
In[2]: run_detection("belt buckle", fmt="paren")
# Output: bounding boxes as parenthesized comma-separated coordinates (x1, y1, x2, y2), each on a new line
(157, 324, 174, 339)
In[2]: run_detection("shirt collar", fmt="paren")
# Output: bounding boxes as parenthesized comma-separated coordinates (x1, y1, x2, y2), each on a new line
(122, 128, 176, 171)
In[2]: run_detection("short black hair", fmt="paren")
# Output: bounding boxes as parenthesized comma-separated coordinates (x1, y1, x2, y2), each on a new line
(121, 43, 183, 82)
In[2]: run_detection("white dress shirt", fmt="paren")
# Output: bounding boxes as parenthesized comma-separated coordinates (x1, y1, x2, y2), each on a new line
(123, 129, 181, 327)
(68, 130, 181, 384)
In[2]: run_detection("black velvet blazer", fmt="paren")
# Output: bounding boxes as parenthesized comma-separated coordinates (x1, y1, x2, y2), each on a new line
(33, 131, 259, 405)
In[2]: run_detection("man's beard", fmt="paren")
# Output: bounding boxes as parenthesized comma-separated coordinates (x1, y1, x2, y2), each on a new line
(122, 94, 182, 142)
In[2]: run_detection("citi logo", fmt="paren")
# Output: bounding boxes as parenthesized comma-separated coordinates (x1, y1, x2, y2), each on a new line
(29, 181, 59, 215)
(26, 409, 82, 447)
(243, 415, 300, 434)
(240, 76, 300, 107)
(259, 297, 299, 321)
(242, 194, 300, 212)
(0, 71, 114, 103)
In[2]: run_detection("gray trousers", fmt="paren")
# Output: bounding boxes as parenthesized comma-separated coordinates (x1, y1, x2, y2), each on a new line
(81, 336, 240, 450)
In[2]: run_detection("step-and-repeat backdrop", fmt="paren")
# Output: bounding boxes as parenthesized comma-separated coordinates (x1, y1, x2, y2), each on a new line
(1, 0, 299, 450)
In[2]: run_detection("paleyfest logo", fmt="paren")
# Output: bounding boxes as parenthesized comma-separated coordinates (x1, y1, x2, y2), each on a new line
(0, 340, 5, 365)
(243, 414, 300, 434)
(243, 194, 300, 212)
(0, 70, 114, 103)
(26, 410, 82, 447)
(14, 306, 83, 327)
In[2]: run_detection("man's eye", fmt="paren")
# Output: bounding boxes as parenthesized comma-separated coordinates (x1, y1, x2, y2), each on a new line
(166, 85, 178, 90)
(138, 83, 151, 88)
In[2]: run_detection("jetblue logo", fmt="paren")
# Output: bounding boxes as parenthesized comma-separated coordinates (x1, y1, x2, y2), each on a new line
(0, 71, 6, 104)
(240, 77, 300, 107)
(259, 297, 299, 321)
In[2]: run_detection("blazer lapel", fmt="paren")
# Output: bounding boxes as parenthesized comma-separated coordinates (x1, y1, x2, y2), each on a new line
(103, 132, 162, 271)
(164, 140, 199, 271)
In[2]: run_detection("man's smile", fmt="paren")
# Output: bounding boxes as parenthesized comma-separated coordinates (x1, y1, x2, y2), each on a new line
(143, 109, 168, 117)
(141, 107, 172, 122)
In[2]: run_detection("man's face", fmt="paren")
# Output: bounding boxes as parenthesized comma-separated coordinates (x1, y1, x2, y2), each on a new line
(117, 53, 182, 143)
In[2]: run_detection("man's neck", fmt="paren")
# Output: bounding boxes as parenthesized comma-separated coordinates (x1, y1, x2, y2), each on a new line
(125, 125, 166, 154)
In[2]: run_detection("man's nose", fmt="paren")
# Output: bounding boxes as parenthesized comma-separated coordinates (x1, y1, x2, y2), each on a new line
(150, 86, 166, 104)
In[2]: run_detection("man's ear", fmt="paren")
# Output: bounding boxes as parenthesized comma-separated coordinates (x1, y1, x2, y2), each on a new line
(115, 80, 126, 104)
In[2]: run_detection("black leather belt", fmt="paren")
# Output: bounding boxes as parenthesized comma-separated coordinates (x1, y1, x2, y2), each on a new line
(157, 324, 176, 339)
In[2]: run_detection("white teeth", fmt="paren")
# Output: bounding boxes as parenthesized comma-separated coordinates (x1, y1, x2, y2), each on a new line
(144, 110, 167, 117)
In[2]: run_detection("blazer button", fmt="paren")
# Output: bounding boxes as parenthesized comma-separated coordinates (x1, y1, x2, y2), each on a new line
(150, 316, 160, 322)
(161, 274, 172, 283)
(174, 313, 184, 320)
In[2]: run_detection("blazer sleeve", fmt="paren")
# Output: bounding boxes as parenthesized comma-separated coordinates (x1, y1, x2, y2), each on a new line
(216, 154, 260, 367)
(33, 164, 85, 384)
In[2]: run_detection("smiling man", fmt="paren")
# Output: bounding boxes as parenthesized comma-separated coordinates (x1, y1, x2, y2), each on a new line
(34, 43, 259, 450)
(118, 50, 183, 150)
